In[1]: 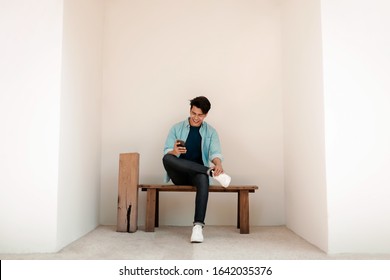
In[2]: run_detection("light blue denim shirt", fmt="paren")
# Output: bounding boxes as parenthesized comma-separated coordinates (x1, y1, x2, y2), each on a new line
(163, 118, 223, 183)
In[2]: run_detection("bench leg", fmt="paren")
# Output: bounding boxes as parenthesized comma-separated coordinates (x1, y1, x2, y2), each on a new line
(237, 192, 240, 229)
(145, 189, 156, 232)
(239, 190, 250, 234)
(155, 190, 159, 228)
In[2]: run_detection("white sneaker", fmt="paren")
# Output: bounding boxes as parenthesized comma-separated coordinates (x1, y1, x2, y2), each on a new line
(213, 172, 231, 188)
(191, 224, 204, 243)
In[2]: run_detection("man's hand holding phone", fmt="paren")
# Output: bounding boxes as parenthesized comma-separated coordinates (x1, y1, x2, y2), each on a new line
(171, 140, 186, 156)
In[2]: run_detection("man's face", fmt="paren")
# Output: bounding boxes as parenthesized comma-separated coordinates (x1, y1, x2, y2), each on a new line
(189, 106, 207, 127)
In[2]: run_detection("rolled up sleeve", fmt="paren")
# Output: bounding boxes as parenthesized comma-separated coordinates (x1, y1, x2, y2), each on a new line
(209, 130, 223, 162)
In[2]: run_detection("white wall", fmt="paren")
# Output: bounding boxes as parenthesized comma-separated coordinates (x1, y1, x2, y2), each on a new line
(0, 0, 103, 253)
(322, 0, 390, 254)
(57, 0, 104, 250)
(281, 0, 328, 251)
(101, 0, 284, 226)
(282, 0, 390, 254)
(0, 0, 63, 253)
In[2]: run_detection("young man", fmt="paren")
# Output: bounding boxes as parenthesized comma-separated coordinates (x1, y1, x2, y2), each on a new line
(162, 96, 231, 243)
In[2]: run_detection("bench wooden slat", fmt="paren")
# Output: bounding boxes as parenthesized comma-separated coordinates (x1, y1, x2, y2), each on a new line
(139, 184, 258, 192)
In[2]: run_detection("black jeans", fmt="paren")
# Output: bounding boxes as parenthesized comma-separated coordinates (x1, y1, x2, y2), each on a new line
(162, 154, 209, 225)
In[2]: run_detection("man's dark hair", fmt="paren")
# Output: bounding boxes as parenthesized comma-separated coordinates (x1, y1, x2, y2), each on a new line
(190, 96, 211, 114)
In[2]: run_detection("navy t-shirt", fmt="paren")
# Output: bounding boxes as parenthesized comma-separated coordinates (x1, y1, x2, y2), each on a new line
(180, 125, 203, 165)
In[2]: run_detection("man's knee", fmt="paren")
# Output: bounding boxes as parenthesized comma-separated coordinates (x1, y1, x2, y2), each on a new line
(162, 153, 174, 165)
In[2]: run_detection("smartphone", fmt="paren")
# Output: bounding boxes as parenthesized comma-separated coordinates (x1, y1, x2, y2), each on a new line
(176, 140, 185, 147)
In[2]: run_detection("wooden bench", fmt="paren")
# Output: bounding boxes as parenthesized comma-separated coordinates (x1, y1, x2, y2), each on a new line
(116, 153, 259, 234)
(140, 184, 258, 234)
